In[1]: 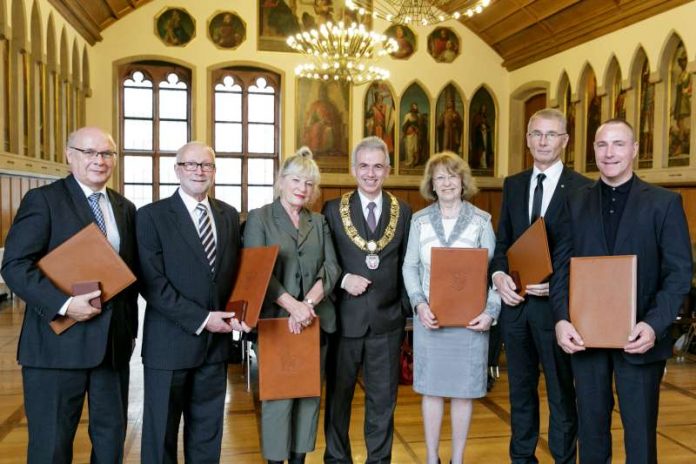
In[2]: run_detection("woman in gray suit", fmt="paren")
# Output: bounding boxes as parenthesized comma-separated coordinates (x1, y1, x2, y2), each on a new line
(402, 152, 500, 464)
(244, 147, 340, 464)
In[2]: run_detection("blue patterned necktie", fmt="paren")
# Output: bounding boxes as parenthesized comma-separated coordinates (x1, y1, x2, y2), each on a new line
(196, 203, 216, 273)
(88, 192, 107, 236)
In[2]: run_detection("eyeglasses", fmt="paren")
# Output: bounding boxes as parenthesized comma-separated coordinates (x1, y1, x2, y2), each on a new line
(70, 146, 118, 160)
(177, 161, 216, 172)
(528, 131, 567, 142)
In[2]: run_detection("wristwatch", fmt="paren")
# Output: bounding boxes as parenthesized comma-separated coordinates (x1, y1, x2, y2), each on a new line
(304, 298, 315, 307)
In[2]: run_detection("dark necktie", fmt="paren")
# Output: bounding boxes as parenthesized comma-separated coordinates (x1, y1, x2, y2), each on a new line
(367, 201, 377, 233)
(88, 192, 107, 236)
(530, 173, 546, 224)
(196, 203, 216, 272)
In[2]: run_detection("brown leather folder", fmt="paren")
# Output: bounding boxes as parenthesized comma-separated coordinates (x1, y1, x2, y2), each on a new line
(429, 247, 488, 327)
(37, 223, 137, 335)
(226, 245, 279, 328)
(569, 255, 637, 348)
(507, 218, 553, 297)
(257, 317, 320, 401)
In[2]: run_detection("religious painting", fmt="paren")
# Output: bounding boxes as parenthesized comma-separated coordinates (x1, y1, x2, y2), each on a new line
(611, 67, 627, 119)
(364, 82, 396, 167)
(638, 59, 655, 169)
(385, 24, 416, 60)
(469, 88, 496, 176)
(399, 83, 430, 175)
(208, 11, 246, 49)
(585, 72, 600, 172)
(427, 27, 459, 63)
(435, 83, 465, 157)
(296, 79, 350, 173)
(562, 83, 575, 167)
(155, 7, 195, 47)
(258, 0, 371, 52)
(668, 42, 691, 167)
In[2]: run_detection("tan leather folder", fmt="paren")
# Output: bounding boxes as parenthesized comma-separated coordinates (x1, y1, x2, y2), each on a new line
(257, 317, 320, 401)
(507, 218, 552, 297)
(37, 223, 137, 335)
(429, 247, 488, 327)
(226, 245, 279, 328)
(569, 255, 637, 348)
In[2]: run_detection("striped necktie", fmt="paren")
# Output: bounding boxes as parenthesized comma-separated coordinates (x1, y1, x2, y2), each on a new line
(196, 203, 216, 273)
(88, 192, 107, 236)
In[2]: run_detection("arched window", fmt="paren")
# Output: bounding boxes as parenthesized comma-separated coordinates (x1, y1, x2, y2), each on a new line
(211, 67, 280, 213)
(119, 61, 191, 208)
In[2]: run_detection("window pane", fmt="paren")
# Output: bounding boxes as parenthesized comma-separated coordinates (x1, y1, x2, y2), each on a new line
(124, 156, 153, 183)
(124, 119, 153, 150)
(248, 158, 275, 185)
(215, 157, 242, 184)
(159, 156, 178, 184)
(248, 186, 274, 210)
(248, 124, 275, 153)
(159, 184, 178, 200)
(160, 121, 188, 152)
(124, 184, 153, 209)
(159, 88, 187, 119)
(215, 186, 241, 210)
(249, 77, 274, 94)
(215, 122, 242, 152)
(215, 92, 242, 122)
(248, 93, 274, 123)
(124, 71, 153, 88)
(124, 87, 153, 118)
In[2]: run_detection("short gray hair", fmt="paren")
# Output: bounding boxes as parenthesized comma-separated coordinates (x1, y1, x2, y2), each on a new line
(351, 136, 389, 166)
(527, 108, 567, 133)
(175, 142, 216, 162)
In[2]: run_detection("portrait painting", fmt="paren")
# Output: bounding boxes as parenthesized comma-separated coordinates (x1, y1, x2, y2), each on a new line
(259, 0, 372, 52)
(469, 87, 496, 176)
(612, 69, 627, 120)
(638, 59, 655, 169)
(399, 83, 430, 175)
(435, 83, 465, 157)
(208, 11, 246, 49)
(428, 27, 459, 63)
(562, 83, 575, 167)
(155, 7, 195, 47)
(296, 79, 350, 173)
(364, 82, 396, 167)
(585, 74, 600, 172)
(385, 24, 416, 60)
(668, 42, 691, 166)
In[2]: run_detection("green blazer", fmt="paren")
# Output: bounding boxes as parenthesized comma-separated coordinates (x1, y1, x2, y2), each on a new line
(243, 198, 340, 333)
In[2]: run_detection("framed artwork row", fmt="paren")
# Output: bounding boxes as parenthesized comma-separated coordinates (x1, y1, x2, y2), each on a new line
(155, 7, 247, 49)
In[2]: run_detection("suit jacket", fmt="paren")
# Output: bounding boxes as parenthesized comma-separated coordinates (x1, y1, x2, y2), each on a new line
(323, 191, 412, 337)
(550, 176, 693, 363)
(1, 174, 138, 369)
(243, 199, 341, 333)
(137, 191, 240, 370)
(490, 166, 591, 325)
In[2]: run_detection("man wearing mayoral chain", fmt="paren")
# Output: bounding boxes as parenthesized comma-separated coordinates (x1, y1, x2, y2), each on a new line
(322, 136, 412, 463)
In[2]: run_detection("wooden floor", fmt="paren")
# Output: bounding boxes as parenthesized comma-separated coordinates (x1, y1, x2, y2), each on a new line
(1, 298, 695, 463)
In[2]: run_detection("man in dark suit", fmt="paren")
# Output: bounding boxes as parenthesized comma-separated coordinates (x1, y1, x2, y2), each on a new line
(323, 136, 412, 463)
(137, 141, 247, 463)
(1, 127, 139, 463)
(551, 119, 692, 463)
(491, 108, 588, 464)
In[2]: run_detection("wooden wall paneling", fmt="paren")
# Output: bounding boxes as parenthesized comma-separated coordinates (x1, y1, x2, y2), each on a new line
(20, 178, 30, 197)
(10, 178, 21, 226)
(675, 187, 696, 244)
(0, 177, 9, 244)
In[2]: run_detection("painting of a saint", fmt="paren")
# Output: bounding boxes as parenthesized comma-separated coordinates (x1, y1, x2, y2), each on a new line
(155, 8, 195, 47)
(638, 60, 654, 169)
(563, 83, 575, 167)
(428, 27, 459, 63)
(469, 88, 496, 175)
(385, 25, 416, 60)
(435, 84, 464, 156)
(585, 74, 600, 172)
(208, 12, 246, 49)
(669, 43, 691, 166)
(296, 79, 349, 173)
(399, 84, 430, 174)
(364, 82, 396, 166)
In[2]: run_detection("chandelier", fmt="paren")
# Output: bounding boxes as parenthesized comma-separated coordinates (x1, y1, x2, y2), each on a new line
(286, 21, 398, 84)
(346, 0, 492, 26)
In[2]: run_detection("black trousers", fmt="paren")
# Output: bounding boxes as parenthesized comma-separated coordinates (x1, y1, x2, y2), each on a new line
(141, 362, 227, 464)
(324, 327, 403, 464)
(23, 362, 129, 464)
(501, 302, 577, 464)
(572, 350, 665, 464)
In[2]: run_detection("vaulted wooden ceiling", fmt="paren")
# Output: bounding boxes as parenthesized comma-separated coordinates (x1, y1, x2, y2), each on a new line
(49, 0, 690, 70)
